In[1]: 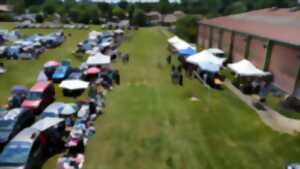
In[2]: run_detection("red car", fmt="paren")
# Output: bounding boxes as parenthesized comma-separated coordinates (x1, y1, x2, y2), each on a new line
(21, 81, 55, 114)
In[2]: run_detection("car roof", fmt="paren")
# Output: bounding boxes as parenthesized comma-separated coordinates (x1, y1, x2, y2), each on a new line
(30, 81, 51, 92)
(0, 108, 24, 121)
(11, 127, 40, 143)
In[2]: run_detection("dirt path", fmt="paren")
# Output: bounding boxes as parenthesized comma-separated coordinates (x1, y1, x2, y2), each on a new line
(225, 81, 300, 135)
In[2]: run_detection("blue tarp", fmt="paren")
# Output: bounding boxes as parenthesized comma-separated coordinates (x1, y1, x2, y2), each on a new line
(177, 47, 197, 57)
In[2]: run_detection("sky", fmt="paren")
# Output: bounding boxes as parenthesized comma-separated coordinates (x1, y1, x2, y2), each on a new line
(89, 0, 180, 3)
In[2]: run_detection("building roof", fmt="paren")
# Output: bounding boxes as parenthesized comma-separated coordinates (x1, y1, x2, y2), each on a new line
(200, 8, 300, 47)
(145, 11, 161, 17)
(0, 5, 12, 12)
(174, 10, 185, 18)
(163, 14, 177, 23)
(30, 81, 51, 92)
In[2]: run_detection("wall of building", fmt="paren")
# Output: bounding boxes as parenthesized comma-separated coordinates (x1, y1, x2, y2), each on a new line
(248, 38, 267, 69)
(269, 45, 300, 94)
(212, 28, 219, 48)
(222, 31, 231, 54)
(232, 33, 246, 62)
(197, 23, 300, 95)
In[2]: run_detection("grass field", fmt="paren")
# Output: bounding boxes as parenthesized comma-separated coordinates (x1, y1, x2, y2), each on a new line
(1, 24, 300, 169)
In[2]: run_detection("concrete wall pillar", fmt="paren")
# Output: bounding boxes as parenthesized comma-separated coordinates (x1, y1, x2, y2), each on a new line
(218, 29, 224, 49)
(208, 26, 213, 48)
(244, 36, 252, 59)
(228, 31, 235, 62)
(263, 40, 274, 71)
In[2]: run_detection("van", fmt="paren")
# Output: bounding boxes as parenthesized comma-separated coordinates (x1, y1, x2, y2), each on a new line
(21, 81, 55, 114)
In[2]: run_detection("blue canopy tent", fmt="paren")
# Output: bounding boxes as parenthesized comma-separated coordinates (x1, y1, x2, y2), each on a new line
(177, 47, 197, 57)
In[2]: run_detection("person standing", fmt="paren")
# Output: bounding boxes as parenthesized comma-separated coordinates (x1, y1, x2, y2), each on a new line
(115, 70, 120, 85)
(166, 55, 171, 64)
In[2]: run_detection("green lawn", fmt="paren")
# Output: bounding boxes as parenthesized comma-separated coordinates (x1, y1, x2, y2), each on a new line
(1, 24, 300, 169)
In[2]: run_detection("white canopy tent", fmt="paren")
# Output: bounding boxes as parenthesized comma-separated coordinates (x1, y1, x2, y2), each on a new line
(86, 53, 111, 66)
(168, 36, 196, 51)
(228, 59, 270, 77)
(186, 50, 226, 66)
(59, 79, 89, 90)
(31, 117, 64, 131)
(114, 29, 124, 34)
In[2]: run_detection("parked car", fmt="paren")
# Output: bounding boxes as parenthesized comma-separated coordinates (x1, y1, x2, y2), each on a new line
(0, 127, 44, 169)
(21, 81, 55, 114)
(0, 108, 35, 149)
(286, 163, 300, 169)
(52, 64, 70, 83)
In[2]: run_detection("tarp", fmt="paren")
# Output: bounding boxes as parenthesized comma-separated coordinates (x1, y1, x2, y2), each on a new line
(31, 117, 64, 131)
(37, 70, 49, 81)
(177, 47, 197, 57)
(168, 36, 195, 51)
(86, 54, 111, 65)
(228, 59, 270, 77)
(186, 50, 226, 66)
(61, 104, 77, 115)
(59, 79, 89, 90)
(198, 61, 220, 73)
(89, 31, 102, 41)
(206, 48, 224, 55)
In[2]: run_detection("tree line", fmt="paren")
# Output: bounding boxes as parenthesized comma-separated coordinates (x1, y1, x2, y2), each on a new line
(2, 0, 298, 21)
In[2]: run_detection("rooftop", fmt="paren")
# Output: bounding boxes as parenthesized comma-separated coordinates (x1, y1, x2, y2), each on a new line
(31, 81, 51, 92)
(200, 8, 300, 47)
(0, 5, 12, 12)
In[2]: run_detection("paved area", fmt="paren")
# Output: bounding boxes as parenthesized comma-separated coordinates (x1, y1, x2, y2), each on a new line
(225, 80, 300, 135)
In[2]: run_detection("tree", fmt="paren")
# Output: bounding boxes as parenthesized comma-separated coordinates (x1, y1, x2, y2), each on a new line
(43, 0, 58, 15)
(128, 5, 135, 25)
(112, 6, 126, 19)
(8, 0, 25, 14)
(175, 16, 198, 43)
(132, 8, 146, 26)
(159, 0, 170, 14)
(224, 1, 248, 15)
(118, 0, 128, 10)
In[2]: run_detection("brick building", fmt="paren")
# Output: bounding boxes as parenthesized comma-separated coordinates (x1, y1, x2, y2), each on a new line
(198, 8, 300, 96)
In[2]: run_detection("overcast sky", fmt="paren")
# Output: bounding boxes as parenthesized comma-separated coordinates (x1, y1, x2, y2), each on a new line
(90, 0, 180, 3)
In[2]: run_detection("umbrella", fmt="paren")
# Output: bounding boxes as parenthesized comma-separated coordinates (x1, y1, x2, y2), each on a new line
(85, 67, 100, 75)
(198, 61, 220, 73)
(11, 85, 28, 95)
(31, 117, 64, 131)
(61, 104, 77, 115)
(37, 70, 49, 82)
(59, 79, 89, 90)
(44, 60, 60, 68)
